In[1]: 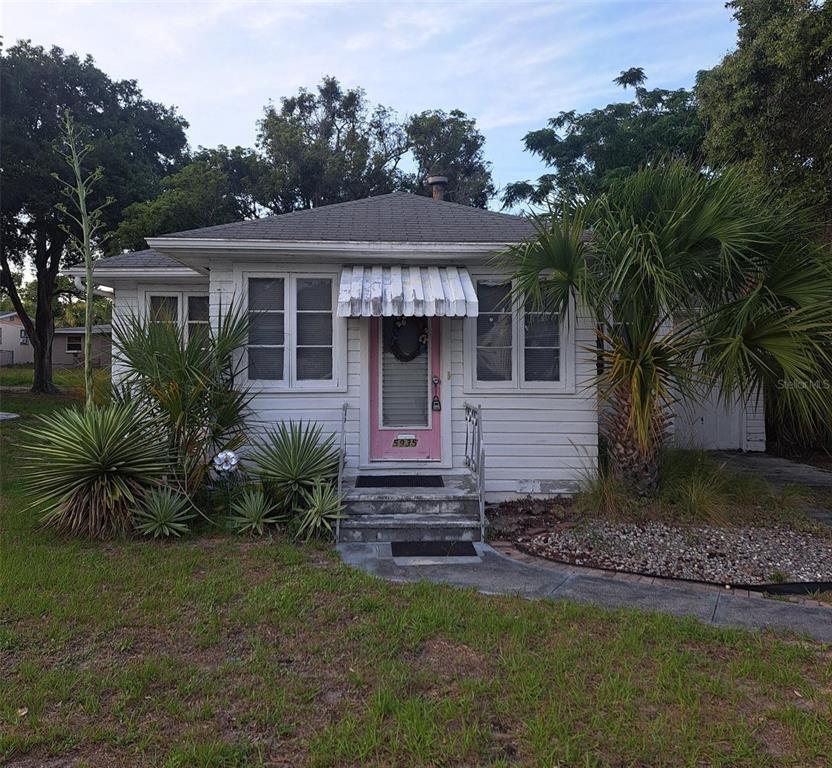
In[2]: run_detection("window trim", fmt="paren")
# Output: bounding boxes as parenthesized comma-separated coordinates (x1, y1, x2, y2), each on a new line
(65, 334, 83, 354)
(242, 270, 346, 392)
(463, 273, 575, 395)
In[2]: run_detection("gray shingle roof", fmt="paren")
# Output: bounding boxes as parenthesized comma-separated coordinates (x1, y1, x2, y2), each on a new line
(160, 192, 535, 243)
(93, 248, 181, 270)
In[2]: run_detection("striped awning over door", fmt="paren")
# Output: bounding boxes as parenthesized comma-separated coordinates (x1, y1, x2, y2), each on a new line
(337, 265, 479, 318)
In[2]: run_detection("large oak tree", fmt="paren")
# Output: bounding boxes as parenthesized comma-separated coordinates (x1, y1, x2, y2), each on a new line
(0, 41, 188, 392)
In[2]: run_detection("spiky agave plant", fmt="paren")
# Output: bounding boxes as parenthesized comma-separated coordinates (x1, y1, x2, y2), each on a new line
(135, 486, 193, 538)
(250, 421, 340, 514)
(296, 480, 345, 542)
(20, 402, 170, 539)
(229, 487, 283, 536)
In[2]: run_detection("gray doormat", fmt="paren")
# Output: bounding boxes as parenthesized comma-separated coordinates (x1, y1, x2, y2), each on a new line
(355, 475, 444, 488)
(391, 541, 476, 557)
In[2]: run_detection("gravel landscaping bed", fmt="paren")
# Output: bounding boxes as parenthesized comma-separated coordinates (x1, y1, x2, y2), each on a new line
(517, 522, 832, 585)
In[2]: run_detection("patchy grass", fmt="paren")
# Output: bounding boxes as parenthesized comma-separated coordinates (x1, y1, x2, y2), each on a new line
(572, 449, 826, 531)
(2, 395, 832, 766)
(0, 364, 110, 402)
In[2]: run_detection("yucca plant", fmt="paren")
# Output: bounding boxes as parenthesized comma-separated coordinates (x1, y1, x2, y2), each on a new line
(295, 480, 345, 542)
(229, 487, 283, 536)
(135, 486, 193, 538)
(250, 421, 340, 513)
(503, 161, 832, 493)
(112, 300, 252, 497)
(20, 402, 169, 539)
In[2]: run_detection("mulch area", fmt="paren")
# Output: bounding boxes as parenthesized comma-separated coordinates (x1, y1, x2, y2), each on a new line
(487, 499, 832, 587)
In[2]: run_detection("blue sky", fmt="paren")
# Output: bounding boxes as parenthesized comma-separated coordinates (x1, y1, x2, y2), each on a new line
(5, 1, 737, 207)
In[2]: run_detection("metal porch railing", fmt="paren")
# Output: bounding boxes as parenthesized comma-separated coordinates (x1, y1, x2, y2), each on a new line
(463, 402, 486, 541)
(335, 401, 348, 543)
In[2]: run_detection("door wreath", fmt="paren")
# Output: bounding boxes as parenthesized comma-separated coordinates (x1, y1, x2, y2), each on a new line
(390, 317, 428, 362)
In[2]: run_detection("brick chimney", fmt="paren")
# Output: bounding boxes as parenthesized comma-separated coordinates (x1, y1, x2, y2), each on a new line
(427, 175, 448, 201)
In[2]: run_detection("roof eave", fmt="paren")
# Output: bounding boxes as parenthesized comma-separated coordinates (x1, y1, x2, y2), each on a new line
(146, 237, 516, 270)
(63, 265, 204, 280)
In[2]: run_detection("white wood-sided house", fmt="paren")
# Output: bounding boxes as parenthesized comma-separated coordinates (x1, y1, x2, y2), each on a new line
(71, 187, 764, 541)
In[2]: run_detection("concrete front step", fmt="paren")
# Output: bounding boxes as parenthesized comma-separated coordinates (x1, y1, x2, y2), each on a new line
(338, 473, 482, 543)
(339, 513, 482, 543)
(344, 497, 480, 517)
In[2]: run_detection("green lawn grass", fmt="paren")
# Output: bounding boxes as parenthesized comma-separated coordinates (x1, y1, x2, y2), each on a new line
(0, 365, 110, 402)
(1, 392, 831, 766)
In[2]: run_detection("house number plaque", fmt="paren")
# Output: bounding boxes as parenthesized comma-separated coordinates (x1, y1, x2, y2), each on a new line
(392, 435, 418, 448)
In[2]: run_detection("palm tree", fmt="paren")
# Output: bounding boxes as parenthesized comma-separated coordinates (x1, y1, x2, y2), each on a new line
(503, 162, 832, 493)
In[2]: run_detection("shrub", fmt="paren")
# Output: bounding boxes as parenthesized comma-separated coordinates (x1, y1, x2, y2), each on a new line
(250, 421, 339, 513)
(295, 480, 345, 542)
(112, 301, 251, 498)
(574, 462, 637, 520)
(230, 487, 283, 536)
(20, 403, 169, 539)
(135, 487, 193, 538)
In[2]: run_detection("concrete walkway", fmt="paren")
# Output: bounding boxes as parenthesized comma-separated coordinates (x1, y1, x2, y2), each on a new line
(715, 450, 832, 526)
(715, 451, 832, 490)
(338, 541, 832, 643)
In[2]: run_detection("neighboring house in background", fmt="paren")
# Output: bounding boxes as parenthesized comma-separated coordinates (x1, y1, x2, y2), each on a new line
(52, 325, 112, 369)
(0, 311, 34, 366)
(66, 189, 763, 540)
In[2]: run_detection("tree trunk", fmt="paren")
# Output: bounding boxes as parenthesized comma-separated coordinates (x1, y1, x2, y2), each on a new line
(601, 386, 668, 495)
(31, 329, 56, 393)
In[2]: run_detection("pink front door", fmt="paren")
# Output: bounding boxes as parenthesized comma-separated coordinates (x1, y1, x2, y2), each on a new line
(369, 316, 441, 461)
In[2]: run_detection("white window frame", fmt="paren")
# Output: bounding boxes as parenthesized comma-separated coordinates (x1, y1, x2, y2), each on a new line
(464, 273, 575, 395)
(65, 334, 83, 354)
(242, 270, 346, 392)
(143, 290, 210, 342)
(19, 328, 29, 345)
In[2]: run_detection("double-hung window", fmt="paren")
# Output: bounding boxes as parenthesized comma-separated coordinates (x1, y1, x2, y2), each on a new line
(186, 296, 210, 344)
(467, 278, 567, 391)
(147, 293, 210, 342)
(246, 275, 336, 387)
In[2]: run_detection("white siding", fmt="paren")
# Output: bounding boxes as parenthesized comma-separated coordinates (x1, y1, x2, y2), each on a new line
(449, 310, 598, 499)
(672, 389, 766, 452)
(109, 280, 140, 383)
(115, 259, 600, 498)
(209, 260, 361, 463)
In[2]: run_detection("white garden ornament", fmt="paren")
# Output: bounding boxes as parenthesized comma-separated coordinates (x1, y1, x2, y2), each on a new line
(213, 450, 239, 473)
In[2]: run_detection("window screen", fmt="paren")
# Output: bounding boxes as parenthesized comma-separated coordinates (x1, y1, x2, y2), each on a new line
(248, 278, 284, 380)
(187, 295, 209, 344)
(524, 299, 559, 382)
(149, 295, 178, 323)
(476, 282, 512, 381)
(295, 278, 333, 381)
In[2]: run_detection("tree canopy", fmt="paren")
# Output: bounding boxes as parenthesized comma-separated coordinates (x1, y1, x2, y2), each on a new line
(697, 0, 832, 227)
(118, 78, 497, 250)
(502, 69, 704, 207)
(113, 149, 266, 251)
(0, 40, 188, 391)
(403, 109, 494, 207)
(256, 76, 407, 211)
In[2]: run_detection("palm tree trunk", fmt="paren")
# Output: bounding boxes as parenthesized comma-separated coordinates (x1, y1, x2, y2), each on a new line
(601, 386, 668, 495)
